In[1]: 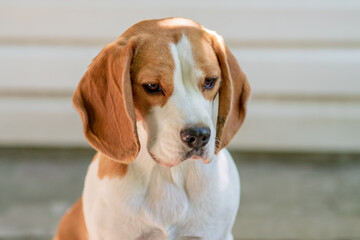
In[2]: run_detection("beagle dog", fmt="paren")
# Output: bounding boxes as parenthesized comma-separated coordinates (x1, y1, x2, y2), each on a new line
(54, 17, 250, 240)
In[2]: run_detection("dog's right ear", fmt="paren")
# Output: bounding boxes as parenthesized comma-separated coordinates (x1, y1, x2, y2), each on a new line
(72, 41, 140, 164)
(210, 33, 251, 153)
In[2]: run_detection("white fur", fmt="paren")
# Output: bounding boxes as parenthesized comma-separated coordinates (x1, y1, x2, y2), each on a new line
(82, 36, 240, 240)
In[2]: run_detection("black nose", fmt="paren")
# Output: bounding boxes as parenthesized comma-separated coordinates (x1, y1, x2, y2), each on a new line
(180, 127, 211, 149)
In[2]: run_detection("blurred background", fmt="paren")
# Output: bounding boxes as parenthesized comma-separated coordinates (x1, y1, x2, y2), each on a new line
(1, 0, 360, 239)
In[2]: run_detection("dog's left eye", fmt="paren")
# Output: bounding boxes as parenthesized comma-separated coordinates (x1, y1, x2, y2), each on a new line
(143, 83, 163, 94)
(203, 77, 218, 90)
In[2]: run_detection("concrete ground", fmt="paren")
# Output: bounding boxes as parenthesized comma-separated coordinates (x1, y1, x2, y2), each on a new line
(0, 148, 359, 240)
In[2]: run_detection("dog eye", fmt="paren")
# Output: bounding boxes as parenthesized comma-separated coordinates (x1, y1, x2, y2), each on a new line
(203, 77, 218, 90)
(143, 83, 163, 94)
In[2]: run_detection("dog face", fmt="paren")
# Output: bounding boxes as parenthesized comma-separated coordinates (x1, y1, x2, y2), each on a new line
(73, 18, 250, 167)
(132, 34, 220, 167)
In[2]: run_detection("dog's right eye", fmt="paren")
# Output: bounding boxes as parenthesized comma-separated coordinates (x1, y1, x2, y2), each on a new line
(203, 77, 218, 90)
(143, 83, 163, 94)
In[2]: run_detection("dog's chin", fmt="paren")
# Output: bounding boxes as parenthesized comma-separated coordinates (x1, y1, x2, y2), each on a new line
(189, 155, 213, 164)
(148, 149, 213, 168)
(148, 152, 181, 168)
(155, 159, 181, 168)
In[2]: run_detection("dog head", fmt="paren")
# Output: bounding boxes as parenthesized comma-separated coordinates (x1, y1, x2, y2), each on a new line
(73, 18, 250, 167)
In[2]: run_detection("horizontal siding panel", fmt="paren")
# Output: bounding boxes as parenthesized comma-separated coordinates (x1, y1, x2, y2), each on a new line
(0, 97, 85, 146)
(1, 46, 359, 97)
(229, 99, 360, 152)
(235, 48, 360, 97)
(1, 0, 360, 44)
(0, 45, 101, 93)
(1, 97, 359, 152)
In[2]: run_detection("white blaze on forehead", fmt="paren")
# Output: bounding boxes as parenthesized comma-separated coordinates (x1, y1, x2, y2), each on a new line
(170, 35, 204, 89)
(168, 35, 211, 126)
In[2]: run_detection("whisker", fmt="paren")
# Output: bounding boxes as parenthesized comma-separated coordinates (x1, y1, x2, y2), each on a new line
(214, 137, 221, 152)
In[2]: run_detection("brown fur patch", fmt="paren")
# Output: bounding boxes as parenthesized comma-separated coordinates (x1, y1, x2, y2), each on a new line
(130, 33, 175, 119)
(53, 198, 88, 240)
(72, 41, 140, 164)
(213, 38, 251, 152)
(187, 32, 221, 101)
(97, 152, 128, 179)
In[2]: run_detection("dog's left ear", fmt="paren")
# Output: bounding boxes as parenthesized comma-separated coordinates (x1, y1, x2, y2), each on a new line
(211, 35, 251, 153)
(72, 40, 140, 163)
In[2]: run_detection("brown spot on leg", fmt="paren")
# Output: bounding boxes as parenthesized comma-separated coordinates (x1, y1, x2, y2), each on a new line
(53, 198, 88, 240)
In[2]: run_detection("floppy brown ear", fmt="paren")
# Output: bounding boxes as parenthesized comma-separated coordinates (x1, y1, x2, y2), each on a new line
(213, 36, 251, 153)
(72, 41, 140, 163)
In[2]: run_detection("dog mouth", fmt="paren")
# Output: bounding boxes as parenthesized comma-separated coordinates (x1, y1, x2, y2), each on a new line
(181, 148, 205, 161)
(149, 148, 210, 168)
(182, 148, 209, 162)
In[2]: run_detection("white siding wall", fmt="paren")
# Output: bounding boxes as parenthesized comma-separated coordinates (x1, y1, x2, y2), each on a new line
(1, 0, 360, 152)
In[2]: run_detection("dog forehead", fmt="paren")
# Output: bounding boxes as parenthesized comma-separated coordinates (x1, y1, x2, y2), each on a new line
(122, 17, 204, 40)
(129, 19, 220, 84)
